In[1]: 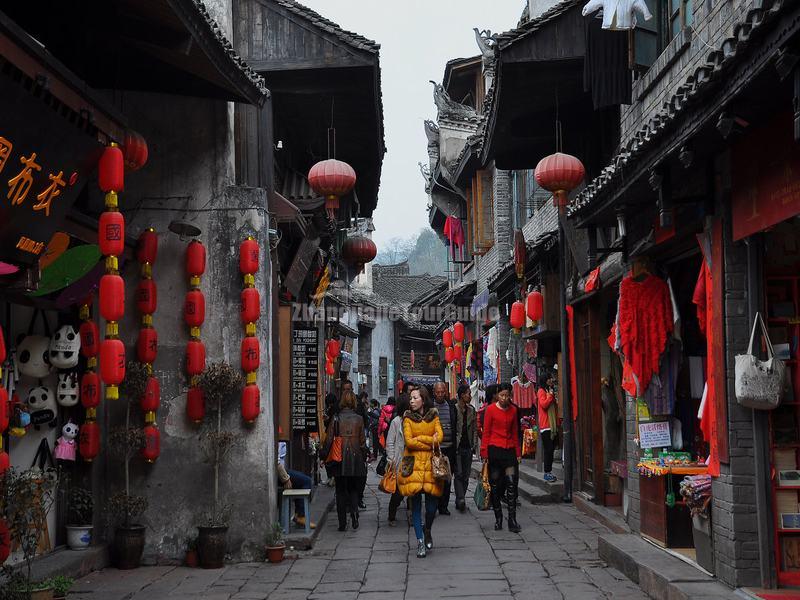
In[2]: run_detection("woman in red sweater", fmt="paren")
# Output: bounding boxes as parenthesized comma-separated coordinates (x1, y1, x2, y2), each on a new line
(537, 373, 557, 483)
(480, 383, 521, 533)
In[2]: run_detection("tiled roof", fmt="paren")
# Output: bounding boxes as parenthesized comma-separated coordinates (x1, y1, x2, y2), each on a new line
(568, 0, 792, 219)
(372, 274, 448, 305)
(494, 0, 582, 49)
(273, 0, 380, 53)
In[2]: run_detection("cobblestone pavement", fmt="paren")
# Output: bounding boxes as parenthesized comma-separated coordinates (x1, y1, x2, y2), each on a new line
(70, 471, 648, 600)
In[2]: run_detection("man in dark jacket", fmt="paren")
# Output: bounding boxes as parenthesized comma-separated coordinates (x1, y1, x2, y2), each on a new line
(454, 384, 479, 512)
(433, 381, 458, 515)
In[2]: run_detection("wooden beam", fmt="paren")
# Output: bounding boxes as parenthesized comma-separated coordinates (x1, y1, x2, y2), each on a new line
(249, 55, 372, 72)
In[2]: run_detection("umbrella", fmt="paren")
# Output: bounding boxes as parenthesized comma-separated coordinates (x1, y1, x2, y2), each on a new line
(29, 244, 101, 297)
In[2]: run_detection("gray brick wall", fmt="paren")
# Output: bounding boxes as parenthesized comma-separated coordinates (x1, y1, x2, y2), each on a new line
(625, 394, 642, 534)
(522, 201, 559, 243)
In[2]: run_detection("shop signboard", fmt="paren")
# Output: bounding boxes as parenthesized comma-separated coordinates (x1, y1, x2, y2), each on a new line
(0, 82, 99, 268)
(638, 421, 671, 449)
(732, 111, 800, 241)
(291, 326, 318, 432)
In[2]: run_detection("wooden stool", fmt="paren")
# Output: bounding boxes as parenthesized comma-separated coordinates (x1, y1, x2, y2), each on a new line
(281, 489, 312, 536)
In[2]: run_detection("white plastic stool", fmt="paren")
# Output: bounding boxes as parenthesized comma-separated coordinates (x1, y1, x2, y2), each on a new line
(281, 488, 312, 535)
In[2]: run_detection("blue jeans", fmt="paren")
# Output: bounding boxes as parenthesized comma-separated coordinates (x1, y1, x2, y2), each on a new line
(410, 493, 438, 540)
(286, 469, 312, 516)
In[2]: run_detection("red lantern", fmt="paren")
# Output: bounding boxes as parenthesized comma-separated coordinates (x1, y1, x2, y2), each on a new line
(80, 371, 100, 409)
(79, 321, 99, 357)
(442, 329, 453, 349)
(326, 339, 341, 359)
(241, 384, 260, 423)
(98, 211, 125, 257)
(510, 301, 526, 331)
(241, 337, 260, 372)
(513, 229, 526, 279)
(239, 238, 259, 275)
(140, 376, 160, 412)
(136, 279, 157, 315)
(79, 421, 100, 462)
(186, 240, 206, 277)
(137, 328, 158, 364)
(0, 388, 7, 432)
(241, 288, 260, 324)
(123, 130, 149, 172)
(341, 235, 377, 272)
(526, 290, 544, 323)
(141, 424, 160, 463)
(99, 274, 125, 322)
(453, 344, 463, 361)
(184, 290, 206, 328)
(187, 387, 205, 423)
(453, 322, 465, 344)
(136, 229, 158, 264)
(534, 152, 585, 208)
(0, 324, 6, 365)
(325, 360, 336, 376)
(0, 451, 8, 476)
(445, 347, 455, 364)
(0, 518, 9, 564)
(186, 340, 206, 376)
(98, 145, 124, 193)
(100, 339, 126, 385)
(308, 159, 356, 215)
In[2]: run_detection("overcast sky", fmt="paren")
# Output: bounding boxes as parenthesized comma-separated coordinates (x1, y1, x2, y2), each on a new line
(299, 0, 525, 250)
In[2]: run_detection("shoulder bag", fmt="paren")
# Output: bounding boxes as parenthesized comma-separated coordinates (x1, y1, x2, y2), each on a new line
(735, 312, 785, 410)
(431, 441, 451, 481)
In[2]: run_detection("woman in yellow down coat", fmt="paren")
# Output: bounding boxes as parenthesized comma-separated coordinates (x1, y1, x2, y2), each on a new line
(398, 385, 443, 559)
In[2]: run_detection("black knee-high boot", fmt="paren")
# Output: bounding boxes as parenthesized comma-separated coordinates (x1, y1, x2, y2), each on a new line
(490, 475, 505, 530)
(505, 475, 521, 533)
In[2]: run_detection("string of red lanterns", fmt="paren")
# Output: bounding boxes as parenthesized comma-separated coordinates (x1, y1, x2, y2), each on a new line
(325, 338, 340, 378)
(137, 229, 160, 463)
(240, 237, 261, 424)
(79, 295, 100, 462)
(185, 240, 206, 424)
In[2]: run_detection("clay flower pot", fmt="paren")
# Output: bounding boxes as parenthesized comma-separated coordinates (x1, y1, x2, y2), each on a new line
(114, 525, 146, 569)
(197, 525, 228, 569)
(266, 544, 286, 563)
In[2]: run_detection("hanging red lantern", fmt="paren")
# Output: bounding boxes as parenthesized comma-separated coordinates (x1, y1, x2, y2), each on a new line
(141, 424, 160, 463)
(453, 322, 465, 344)
(326, 339, 341, 359)
(513, 229, 526, 279)
(0, 518, 9, 564)
(140, 376, 160, 413)
(241, 337, 260, 372)
(79, 320, 99, 357)
(186, 240, 206, 278)
(453, 344, 463, 361)
(136, 228, 158, 264)
(444, 347, 455, 364)
(98, 211, 125, 257)
(241, 288, 260, 324)
(341, 235, 377, 273)
(79, 421, 100, 462)
(80, 371, 100, 409)
(534, 152, 585, 208)
(99, 274, 125, 322)
(526, 290, 544, 323)
(308, 159, 356, 218)
(187, 387, 205, 423)
(184, 290, 206, 328)
(136, 279, 157, 315)
(186, 340, 206, 376)
(0, 388, 7, 432)
(98, 145, 124, 193)
(0, 451, 8, 476)
(123, 130, 149, 172)
(239, 238, 259, 275)
(136, 328, 158, 364)
(510, 301, 526, 332)
(0, 324, 6, 366)
(241, 385, 260, 423)
(325, 360, 336, 376)
(100, 339, 126, 396)
(442, 329, 453, 349)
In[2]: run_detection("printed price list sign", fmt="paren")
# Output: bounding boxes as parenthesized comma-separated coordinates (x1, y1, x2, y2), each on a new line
(291, 327, 319, 431)
(638, 421, 671, 449)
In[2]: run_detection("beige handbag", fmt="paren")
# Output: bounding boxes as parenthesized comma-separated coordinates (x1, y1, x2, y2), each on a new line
(735, 312, 785, 410)
(431, 441, 451, 481)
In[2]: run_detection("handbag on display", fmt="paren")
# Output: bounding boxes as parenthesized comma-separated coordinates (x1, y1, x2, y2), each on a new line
(735, 312, 785, 410)
(473, 462, 491, 511)
(378, 467, 396, 494)
(431, 441, 451, 481)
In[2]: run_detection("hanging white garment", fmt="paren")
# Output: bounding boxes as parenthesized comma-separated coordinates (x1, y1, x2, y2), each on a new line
(667, 277, 682, 342)
(582, 0, 652, 30)
(486, 326, 498, 370)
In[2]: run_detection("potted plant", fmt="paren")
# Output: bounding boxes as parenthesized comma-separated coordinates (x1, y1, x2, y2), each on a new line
(65, 487, 93, 550)
(48, 575, 73, 600)
(0, 467, 59, 599)
(196, 362, 243, 569)
(184, 536, 198, 568)
(107, 361, 150, 569)
(265, 521, 286, 564)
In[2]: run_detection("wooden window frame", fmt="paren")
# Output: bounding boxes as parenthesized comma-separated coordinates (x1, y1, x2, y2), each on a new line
(630, 0, 693, 72)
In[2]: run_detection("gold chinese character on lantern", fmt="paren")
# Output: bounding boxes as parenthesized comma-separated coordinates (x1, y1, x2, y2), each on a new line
(8, 152, 41, 206)
(0, 137, 12, 174)
(33, 170, 65, 217)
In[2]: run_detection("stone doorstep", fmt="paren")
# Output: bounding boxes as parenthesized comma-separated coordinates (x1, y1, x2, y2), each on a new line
(574, 492, 631, 535)
(14, 544, 110, 584)
(598, 533, 734, 600)
(470, 460, 561, 504)
(284, 483, 335, 551)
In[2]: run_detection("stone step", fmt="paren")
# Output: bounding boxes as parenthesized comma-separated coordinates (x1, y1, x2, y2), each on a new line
(517, 460, 564, 500)
(471, 463, 559, 504)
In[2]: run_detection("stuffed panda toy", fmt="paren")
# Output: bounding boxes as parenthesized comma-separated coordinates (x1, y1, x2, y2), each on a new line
(16, 335, 51, 379)
(49, 325, 81, 370)
(56, 372, 80, 407)
(54, 421, 79, 462)
(27, 385, 57, 429)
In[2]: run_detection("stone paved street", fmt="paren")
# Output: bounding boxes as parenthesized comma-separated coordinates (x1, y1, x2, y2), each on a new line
(70, 471, 648, 599)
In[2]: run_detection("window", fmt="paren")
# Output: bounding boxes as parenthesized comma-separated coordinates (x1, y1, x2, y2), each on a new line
(632, 0, 694, 71)
(379, 357, 388, 396)
(470, 169, 494, 254)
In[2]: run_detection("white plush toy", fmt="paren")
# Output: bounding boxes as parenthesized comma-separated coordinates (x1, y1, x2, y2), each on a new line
(16, 335, 51, 379)
(27, 385, 58, 429)
(57, 372, 80, 407)
(582, 0, 652, 30)
(54, 421, 79, 461)
(50, 325, 81, 369)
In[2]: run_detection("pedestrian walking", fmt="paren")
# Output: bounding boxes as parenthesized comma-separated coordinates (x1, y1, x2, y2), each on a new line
(321, 391, 367, 531)
(432, 380, 457, 515)
(398, 386, 444, 558)
(454, 383, 479, 512)
(368, 399, 381, 460)
(481, 382, 522, 533)
(378, 397, 395, 453)
(353, 389, 369, 508)
(537, 371, 558, 483)
(385, 393, 410, 526)
(322, 393, 339, 487)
